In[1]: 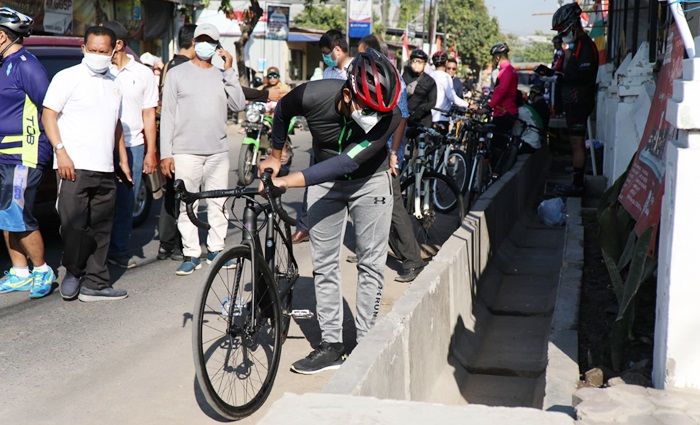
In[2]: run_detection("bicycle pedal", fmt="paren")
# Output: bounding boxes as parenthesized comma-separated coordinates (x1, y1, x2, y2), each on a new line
(290, 309, 315, 320)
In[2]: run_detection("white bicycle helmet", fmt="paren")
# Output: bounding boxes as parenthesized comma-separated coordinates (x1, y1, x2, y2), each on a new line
(0, 7, 33, 38)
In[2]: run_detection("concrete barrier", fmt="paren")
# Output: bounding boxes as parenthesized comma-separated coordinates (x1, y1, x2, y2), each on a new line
(323, 148, 551, 400)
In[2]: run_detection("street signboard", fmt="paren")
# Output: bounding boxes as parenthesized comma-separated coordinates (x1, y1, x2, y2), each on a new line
(347, 0, 372, 39)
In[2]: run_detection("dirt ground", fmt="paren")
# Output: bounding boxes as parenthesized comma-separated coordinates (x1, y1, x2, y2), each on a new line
(578, 209, 656, 387)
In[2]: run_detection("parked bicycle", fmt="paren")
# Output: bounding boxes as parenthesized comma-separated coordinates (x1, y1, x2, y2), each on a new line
(175, 169, 304, 420)
(400, 125, 465, 255)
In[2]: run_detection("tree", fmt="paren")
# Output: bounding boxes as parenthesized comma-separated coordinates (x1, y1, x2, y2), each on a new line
(293, 5, 346, 31)
(219, 0, 264, 86)
(502, 33, 553, 64)
(438, 0, 501, 70)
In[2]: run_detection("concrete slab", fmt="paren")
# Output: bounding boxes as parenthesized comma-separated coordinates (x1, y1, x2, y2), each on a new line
(471, 316, 550, 376)
(491, 274, 558, 315)
(510, 228, 566, 249)
(496, 248, 563, 276)
(257, 393, 576, 425)
(461, 373, 542, 407)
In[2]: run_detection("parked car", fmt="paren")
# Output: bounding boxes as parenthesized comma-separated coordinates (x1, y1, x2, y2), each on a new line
(24, 36, 153, 227)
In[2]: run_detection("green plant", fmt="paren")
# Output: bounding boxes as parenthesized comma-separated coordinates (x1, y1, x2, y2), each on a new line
(597, 170, 658, 371)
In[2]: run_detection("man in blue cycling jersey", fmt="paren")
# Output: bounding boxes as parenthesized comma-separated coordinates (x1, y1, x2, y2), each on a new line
(0, 7, 55, 299)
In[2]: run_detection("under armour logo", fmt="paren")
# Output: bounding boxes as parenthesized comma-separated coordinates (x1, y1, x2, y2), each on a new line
(373, 197, 386, 205)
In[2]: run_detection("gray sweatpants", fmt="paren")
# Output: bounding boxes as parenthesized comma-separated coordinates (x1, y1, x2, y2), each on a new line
(307, 171, 393, 344)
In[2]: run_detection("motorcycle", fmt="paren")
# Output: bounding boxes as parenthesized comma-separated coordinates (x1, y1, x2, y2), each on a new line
(237, 102, 296, 186)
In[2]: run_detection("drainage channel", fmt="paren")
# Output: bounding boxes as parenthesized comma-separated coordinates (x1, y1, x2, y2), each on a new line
(427, 211, 565, 407)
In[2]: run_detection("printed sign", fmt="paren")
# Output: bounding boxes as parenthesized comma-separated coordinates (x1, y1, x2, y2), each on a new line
(43, 0, 72, 34)
(266, 5, 289, 40)
(347, 0, 372, 39)
(618, 28, 684, 245)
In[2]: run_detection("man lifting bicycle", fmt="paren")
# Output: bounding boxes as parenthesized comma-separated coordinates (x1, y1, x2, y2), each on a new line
(259, 49, 401, 374)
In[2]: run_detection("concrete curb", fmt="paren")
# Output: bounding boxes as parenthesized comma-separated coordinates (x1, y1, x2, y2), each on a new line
(543, 198, 584, 416)
(323, 149, 550, 400)
(258, 393, 576, 425)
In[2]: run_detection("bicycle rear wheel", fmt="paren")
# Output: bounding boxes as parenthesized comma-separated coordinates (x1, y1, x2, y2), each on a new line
(192, 244, 282, 420)
(402, 171, 465, 256)
(439, 150, 469, 194)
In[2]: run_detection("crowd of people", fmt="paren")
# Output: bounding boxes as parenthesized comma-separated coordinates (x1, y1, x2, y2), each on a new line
(0, 1, 596, 372)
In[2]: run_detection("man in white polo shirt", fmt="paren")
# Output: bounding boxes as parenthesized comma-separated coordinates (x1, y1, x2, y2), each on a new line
(42, 25, 132, 302)
(102, 21, 158, 269)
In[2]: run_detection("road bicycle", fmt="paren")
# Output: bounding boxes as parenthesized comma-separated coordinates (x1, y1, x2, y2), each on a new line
(175, 170, 303, 420)
(401, 126, 465, 255)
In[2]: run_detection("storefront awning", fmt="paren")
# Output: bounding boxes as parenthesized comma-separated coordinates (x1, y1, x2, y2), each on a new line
(288, 32, 321, 43)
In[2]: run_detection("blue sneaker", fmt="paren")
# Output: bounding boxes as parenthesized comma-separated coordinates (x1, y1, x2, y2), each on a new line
(176, 256, 202, 276)
(207, 251, 237, 269)
(0, 269, 33, 293)
(30, 268, 56, 299)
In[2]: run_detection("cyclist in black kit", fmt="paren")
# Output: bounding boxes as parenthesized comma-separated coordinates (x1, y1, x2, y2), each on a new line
(259, 49, 401, 375)
(537, 2, 598, 194)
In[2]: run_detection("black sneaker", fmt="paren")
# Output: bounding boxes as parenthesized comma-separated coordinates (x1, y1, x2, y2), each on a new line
(157, 246, 171, 261)
(395, 264, 426, 283)
(107, 255, 137, 269)
(170, 248, 184, 262)
(78, 287, 128, 302)
(60, 272, 81, 300)
(290, 341, 345, 375)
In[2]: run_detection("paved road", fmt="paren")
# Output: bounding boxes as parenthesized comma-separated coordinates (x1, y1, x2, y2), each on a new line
(0, 127, 409, 424)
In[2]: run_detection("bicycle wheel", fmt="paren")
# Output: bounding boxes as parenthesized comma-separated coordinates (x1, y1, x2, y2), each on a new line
(439, 149, 469, 194)
(431, 164, 463, 213)
(192, 244, 283, 420)
(270, 215, 298, 342)
(402, 171, 465, 256)
(466, 154, 491, 211)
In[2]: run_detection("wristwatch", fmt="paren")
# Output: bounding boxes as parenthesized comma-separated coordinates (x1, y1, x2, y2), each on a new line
(54, 143, 64, 152)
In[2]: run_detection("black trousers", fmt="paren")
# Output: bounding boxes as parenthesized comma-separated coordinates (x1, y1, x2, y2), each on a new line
(57, 170, 116, 290)
(388, 174, 424, 270)
(158, 176, 182, 251)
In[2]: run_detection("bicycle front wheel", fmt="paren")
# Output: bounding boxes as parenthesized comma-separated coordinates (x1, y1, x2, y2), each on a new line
(402, 171, 465, 256)
(192, 244, 283, 420)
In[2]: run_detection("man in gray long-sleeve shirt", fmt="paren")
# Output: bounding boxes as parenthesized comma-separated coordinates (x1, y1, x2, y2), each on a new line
(159, 23, 245, 276)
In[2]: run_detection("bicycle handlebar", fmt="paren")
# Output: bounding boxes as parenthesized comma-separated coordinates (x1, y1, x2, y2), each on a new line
(174, 168, 296, 231)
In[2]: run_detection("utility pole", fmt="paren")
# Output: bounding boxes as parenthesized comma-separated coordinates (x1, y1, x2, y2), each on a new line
(428, 0, 439, 55)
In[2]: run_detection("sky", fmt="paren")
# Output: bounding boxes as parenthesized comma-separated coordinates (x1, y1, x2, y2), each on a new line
(484, 0, 562, 36)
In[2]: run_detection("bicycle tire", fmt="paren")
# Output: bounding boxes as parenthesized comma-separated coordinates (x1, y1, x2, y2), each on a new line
(192, 244, 282, 420)
(270, 215, 298, 343)
(430, 167, 463, 213)
(439, 149, 469, 195)
(402, 171, 465, 255)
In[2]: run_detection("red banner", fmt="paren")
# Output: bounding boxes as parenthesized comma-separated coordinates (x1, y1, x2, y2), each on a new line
(618, 28, 685, 245)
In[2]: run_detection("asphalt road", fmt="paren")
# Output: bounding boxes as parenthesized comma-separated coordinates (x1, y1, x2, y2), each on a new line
(0, 127, 409, 424)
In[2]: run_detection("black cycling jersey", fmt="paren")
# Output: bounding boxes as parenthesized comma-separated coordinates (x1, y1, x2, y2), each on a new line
(271, 79, 400, 186)
(403, 71, 437, 128)
(561, 34, 598, 105)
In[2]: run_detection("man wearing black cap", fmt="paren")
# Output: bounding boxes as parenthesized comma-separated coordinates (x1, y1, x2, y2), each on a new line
(160, 23, 246, 276)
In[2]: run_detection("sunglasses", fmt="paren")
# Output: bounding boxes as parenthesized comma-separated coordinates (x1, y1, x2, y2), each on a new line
(267, 73, 280, 79)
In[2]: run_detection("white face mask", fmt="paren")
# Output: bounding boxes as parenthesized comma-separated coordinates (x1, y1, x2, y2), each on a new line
(83, 52, 113, 74)
(351, 109, 380, 133)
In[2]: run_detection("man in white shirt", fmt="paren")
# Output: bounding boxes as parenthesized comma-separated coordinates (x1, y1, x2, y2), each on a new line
(428, 51, 468, 134)
(42, 25, 131, 302)
(102, 21, 158, 269)
(320, 29, 352, 81)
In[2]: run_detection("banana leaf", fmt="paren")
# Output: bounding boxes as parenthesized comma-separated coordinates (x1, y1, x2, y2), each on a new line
(616, 228, 653, 322)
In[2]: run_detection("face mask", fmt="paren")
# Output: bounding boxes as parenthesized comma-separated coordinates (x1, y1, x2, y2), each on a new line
(351, 109, 380, 133)
(323, 52, 337, 68)
(83, 52, 113, 74)
(195, 42, 217, 60)
(561, 29, 575, 45)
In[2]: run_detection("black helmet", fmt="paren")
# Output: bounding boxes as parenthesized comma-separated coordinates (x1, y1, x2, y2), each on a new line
(552, 2, 582, 33)
(432, 50, 448, 67)
(410, 49, 428, 62)
(347, 48, 401, 113)
(490, 42, 509, 56)
(0, 7, 33, 38)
